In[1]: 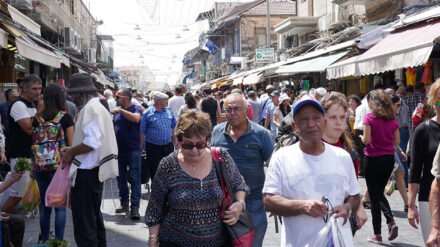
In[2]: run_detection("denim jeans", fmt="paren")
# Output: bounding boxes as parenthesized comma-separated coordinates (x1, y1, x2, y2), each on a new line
(399, 128, 410, 184)
(35, 171, 66, 241)
(117, 151, 141, 210)
(246, 199, 267, 247)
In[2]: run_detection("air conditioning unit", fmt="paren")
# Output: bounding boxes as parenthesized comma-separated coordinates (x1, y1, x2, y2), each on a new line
(87, 48, 96, 63)
(63, 27, 75, 48)
(63, 28, 81, 55)
(74, 31, 81, 52)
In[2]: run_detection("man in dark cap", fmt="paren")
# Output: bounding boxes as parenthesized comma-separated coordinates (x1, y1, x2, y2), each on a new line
(61, 73, 118, 247)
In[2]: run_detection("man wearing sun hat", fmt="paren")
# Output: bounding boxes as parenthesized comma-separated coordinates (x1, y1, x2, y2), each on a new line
(140, 91, 177, 182)
(263, 94, 360, 246)
(61, 73, 118, 247)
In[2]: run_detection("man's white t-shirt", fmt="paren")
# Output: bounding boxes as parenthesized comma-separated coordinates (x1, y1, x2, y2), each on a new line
(263, 142, 360, 247)
(168, 95, 185, 118)
(10, 101, 36, 122)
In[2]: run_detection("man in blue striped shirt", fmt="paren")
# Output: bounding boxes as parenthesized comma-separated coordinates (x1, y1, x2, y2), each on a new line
(140, 91, 177, 181)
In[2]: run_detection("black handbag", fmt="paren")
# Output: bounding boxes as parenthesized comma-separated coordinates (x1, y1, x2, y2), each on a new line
(211, 147, 254, 247)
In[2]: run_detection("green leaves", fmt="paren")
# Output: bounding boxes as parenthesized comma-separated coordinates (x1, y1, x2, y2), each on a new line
(14, 157, 31, 172)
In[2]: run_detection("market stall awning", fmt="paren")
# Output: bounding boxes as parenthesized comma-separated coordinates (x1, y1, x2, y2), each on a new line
(2, 23, 62, 68)
(328, 19, 440, 78)
(91, 72, 113, 88)
(276, 51, 349, 75)
(8, 4, 41, 36)
(326, 55, 360, 79)
(233, 76, 244, 85)
(243, 72, 264, 85)
(0, 27, 7, 49)
(356, 19, 440, 76)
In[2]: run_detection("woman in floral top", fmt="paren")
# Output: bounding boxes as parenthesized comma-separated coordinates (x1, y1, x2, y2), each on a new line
(145, 111, 247, 247)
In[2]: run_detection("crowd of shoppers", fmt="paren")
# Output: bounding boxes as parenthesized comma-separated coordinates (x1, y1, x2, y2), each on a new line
(3, 71, 440, 247)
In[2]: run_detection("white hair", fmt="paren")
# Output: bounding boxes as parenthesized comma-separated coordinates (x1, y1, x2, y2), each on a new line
(103, 89, 112, 97)
(225, 93, 248, 110)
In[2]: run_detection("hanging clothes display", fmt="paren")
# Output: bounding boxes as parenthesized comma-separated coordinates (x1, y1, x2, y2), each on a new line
(405, 68, 417, 86)
(421, 61, 432, 85)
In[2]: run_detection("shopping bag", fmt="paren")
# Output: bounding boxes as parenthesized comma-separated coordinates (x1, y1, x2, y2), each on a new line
(385, 175, 395, 196)
(305, 215, 348, 247)
(22, 178, 40, 212)
(45, 162, 71, 208)
(411, 102, 424, 128)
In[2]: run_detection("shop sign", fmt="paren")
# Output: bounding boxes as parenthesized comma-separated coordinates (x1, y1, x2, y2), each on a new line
(256, 48, 274, 63)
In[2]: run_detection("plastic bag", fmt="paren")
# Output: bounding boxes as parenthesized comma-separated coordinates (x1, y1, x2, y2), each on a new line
(385, 175, 395, 196)
(22, 178, 40, 212)
(305, 215, 348, 247)
(411, 102, 424, 128)
(45, 162, 71, 208)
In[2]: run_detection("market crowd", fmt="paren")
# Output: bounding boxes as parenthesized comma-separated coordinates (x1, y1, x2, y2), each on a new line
(1, 72, 440, 247)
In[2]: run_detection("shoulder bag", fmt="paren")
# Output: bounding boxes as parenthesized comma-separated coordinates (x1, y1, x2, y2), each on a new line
(211, 147, 254, 247)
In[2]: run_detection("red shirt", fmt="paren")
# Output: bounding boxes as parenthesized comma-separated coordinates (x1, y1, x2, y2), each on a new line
(323, 139, 359, 179)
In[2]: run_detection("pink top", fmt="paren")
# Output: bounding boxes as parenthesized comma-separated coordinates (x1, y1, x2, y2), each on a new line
(363, 112, 399, 157)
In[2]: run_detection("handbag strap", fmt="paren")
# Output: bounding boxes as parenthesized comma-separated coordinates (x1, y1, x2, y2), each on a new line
(212, 147, 236, 202)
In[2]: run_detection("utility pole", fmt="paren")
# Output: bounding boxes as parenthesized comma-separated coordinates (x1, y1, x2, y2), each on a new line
(266, 0, 270, 48)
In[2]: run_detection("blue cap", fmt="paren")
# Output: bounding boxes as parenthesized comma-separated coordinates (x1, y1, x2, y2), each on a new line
(292, 95, 325, 120)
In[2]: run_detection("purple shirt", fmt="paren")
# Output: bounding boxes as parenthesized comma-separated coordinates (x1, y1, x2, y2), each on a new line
(363, 112, 399, 157)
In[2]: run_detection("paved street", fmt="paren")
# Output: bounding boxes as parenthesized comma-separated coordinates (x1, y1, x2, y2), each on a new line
(22, 177, 425, 247)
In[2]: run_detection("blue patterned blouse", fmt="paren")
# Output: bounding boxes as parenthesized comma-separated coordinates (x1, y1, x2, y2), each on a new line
(145, 148, 247, 246)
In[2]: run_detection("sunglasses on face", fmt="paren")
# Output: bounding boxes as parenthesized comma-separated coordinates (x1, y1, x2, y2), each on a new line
(436, 99, 440, 108)
(115, 95, 127, 100)
(180, 141, 208, 150)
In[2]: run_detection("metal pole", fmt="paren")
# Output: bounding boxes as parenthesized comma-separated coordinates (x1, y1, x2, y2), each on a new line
(266, 0, 270, 48)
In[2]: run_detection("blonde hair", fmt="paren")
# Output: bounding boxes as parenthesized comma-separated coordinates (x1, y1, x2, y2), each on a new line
(320, 92, 354, 151)
(428, 79, 440, 108)
(175, 111, 212, 141)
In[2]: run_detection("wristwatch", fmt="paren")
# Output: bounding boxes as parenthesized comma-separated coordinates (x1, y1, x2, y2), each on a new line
(237, 199, 246, 210)
(149, 234, 159, 241)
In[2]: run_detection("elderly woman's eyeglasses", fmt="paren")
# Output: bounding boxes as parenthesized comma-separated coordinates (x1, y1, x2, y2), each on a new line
(180, 141, 208, 150)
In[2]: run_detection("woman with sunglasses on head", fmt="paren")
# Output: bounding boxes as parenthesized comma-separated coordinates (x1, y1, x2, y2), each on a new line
(320, 92, 368, 234)
(145, 111, 247, 247)
(361, 89, 400, 244)
(408, 79, 440, 243)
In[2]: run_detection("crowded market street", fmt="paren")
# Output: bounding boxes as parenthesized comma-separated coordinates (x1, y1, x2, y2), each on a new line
(20, 178, 425, 247)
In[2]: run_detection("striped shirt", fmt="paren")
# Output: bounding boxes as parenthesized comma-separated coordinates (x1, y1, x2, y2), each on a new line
(140, 106, 177, 145)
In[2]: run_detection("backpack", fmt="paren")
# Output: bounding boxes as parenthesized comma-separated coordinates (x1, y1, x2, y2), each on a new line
(31, 111, 66, 172)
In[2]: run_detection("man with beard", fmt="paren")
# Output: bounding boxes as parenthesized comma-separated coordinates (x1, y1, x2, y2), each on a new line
(61, 73, 118, 247)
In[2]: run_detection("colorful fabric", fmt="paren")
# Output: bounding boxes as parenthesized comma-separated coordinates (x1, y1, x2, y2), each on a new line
(422, 61, 432, 85)
(31, 111, 66, 172)
(140, 106, 177, 145)
(145, 149, 247, 246)
(405, 68, 416, 86)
